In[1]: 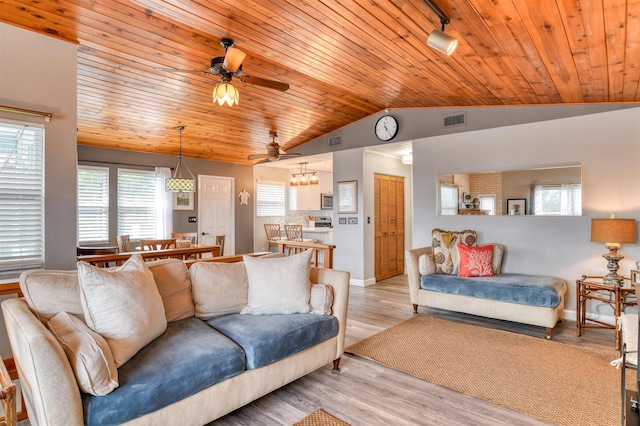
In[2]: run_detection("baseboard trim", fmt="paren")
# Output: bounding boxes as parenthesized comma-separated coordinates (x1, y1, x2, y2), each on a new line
(350, 278, 376, 287)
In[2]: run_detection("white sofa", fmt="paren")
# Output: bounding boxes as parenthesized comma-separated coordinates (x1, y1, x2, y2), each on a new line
(2, 255, 350, 425)
(406, 246, 566, 339)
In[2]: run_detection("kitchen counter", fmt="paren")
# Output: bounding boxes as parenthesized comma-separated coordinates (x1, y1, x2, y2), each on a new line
(302, 227, 333, 233)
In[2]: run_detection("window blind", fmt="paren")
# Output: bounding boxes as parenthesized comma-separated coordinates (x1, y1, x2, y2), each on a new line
(439, 184, 458, 215)
(0, 120, 45, 272)
(533, 184, 582, 216)
(117, 168, 157, 239)
(256, 180, 285, 217)
(77, 165, 109, 244)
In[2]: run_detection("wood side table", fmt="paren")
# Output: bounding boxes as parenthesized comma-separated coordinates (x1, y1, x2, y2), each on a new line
(576, 275, 637, 349)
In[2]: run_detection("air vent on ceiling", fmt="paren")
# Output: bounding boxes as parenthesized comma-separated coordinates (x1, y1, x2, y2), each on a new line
(328, 135, 342, 146)
(443, 112, 466, 128)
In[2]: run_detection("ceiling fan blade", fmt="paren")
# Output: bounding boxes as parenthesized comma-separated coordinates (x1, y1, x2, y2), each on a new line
(248, 153, 270, 160)
(240, 75, 290, 92)
(223, 47, 246, 73)
(280, 153, 302, 157)
(154, 67, 210, 74)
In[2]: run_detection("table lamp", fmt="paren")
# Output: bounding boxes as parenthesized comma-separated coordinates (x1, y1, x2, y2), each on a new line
(591, 214, 637, 286)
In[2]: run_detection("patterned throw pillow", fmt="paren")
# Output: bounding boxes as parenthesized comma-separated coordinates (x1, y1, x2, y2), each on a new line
(432, 228, 477, 275)
(457, 244, 495, 277)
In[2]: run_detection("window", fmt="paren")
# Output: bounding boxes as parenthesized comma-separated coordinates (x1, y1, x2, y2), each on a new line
(256, 180, 285, 217)
(478, 195, 496, 215)
(117, 168, 158, 239)
(0, 119, 45, 272)
(439, 184, 458, 215)
(533, 184, 582, 216)
(77, 166, 109, 244)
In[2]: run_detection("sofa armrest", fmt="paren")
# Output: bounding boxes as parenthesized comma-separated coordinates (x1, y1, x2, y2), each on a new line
(405, 247, 432, 304)
(310, 268, 350, 360)
(1, 298, 83, 426)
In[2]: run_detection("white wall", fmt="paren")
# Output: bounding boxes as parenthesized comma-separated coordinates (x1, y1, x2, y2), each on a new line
(333, 149, 365, 282)
(412, 108, 640, 320)
(0, 23, 77, 358)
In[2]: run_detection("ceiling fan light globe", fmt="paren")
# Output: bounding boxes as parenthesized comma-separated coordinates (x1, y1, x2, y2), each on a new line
(213, 82, 239, 106)
(223, 47, 246, 73)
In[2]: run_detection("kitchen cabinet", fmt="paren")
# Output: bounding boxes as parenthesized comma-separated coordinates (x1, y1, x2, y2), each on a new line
(289, 172, 332, 210)
(289, 184, 320, 210)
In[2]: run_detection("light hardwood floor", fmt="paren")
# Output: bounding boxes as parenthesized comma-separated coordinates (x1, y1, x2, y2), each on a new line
(213, 274, 617, 425)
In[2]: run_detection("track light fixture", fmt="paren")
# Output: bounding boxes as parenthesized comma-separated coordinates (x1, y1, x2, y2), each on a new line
(423, 0, 458, 55)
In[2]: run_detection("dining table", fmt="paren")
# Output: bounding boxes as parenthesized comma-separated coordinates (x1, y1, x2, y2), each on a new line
(77, 244, 221, 268)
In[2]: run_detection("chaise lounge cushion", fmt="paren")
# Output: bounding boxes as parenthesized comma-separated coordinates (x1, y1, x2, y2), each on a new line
(420, 273, 565, 308)
(207, 313, 338, 369)
(82, 317, 246, 426)
(432, 228, 477, 275)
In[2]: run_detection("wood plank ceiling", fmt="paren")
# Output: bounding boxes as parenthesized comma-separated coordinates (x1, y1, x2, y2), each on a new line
(1, 0, 639, 164)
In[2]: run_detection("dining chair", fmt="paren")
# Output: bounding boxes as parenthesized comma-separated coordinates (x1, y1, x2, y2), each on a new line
(114, 235, 131, 253)
(264, 224, 285, 252)
(139, 238, 177, 251)
(171, 232, 198, 248)
(283, 224, 317, 256)
(215, 235, 225, 256)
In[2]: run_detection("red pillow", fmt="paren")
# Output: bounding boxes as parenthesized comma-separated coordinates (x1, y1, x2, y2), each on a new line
(457, 244, 494, 277)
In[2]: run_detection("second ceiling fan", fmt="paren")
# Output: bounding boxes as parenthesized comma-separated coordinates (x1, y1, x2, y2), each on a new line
(157, 38, 290, 105)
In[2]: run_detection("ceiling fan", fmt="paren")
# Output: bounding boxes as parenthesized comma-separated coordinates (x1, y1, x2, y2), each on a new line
(248, 131, 302, 162)
(155, 38, 290, 94)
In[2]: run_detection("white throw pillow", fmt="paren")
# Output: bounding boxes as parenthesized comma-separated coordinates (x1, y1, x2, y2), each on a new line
(190, 261, 248, 320)
(418, 254, 436, 275)
(48, 311, 118, 396)
(241, 249, 313, 315)
(147, 258, 195, 322)
(77, 254, 167, 367)
(310, 284, 333, 315)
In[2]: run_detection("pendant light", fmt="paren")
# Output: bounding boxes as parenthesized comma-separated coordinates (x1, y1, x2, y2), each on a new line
(289, 162, 319, 186)
(165, 126, 196, 192)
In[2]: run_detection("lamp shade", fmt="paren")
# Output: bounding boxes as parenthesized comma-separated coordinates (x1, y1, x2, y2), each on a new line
(213, 82, 239, 106)
(165, 177, 195, 192)
(427, 30, 458, 55)
(591, 218, 637, 244)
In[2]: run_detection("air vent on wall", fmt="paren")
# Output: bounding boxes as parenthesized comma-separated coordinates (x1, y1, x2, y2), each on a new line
(328, 135, 342, 146)
(443, 112, 466, 128)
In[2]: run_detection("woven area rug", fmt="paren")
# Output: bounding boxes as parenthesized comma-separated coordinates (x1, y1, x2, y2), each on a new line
(345, 316, 628, 426)
(293, 409, 351, 426)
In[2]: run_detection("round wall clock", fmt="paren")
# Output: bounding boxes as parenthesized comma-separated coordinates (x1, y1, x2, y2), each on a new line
(374, 115, 398, 141)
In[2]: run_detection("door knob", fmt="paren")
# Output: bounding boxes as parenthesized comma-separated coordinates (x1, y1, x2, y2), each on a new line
(202, 232, 209, 235)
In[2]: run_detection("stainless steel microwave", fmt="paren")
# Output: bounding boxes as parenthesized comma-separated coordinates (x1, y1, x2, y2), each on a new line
(321, 193, 333, 210)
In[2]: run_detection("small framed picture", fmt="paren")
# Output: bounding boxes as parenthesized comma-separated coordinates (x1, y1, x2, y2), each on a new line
(507, 198, 526, 216)
(631, 269, 640, 285)
(173, 192, 194, 210)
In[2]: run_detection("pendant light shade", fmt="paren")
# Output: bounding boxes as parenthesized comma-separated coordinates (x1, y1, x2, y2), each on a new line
(213, 81, 239, 106)
(165, 126, 196, 192)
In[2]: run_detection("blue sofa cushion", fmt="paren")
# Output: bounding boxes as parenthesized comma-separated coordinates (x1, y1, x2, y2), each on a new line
(82, 317, 246, 426)
(420, 273, 565, 308)
(207, 313, 338, 369)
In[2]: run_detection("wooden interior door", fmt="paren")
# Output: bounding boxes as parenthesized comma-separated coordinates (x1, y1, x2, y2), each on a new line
(374, 174, 405, 280)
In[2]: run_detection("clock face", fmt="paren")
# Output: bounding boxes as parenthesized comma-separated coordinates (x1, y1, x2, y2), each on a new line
(375, 115, 398, 141)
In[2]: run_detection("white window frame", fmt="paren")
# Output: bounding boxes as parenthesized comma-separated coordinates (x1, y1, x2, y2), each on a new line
(0, 119, 45, 273)
(77, 165, 110, 244)
(439, 184, 459, 215)
(117, 168, 158, 239)
(478, 194, 496, 215)
(256, 180, 285, 217)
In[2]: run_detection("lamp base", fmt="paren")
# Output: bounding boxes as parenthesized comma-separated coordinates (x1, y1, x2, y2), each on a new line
(602, 249, 624, 287)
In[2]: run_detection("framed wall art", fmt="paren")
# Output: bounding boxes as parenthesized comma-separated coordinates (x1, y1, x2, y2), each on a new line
(337, 180, 358, 214)
(507, 198, 526, 216)
(173, 192, 194, 210)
